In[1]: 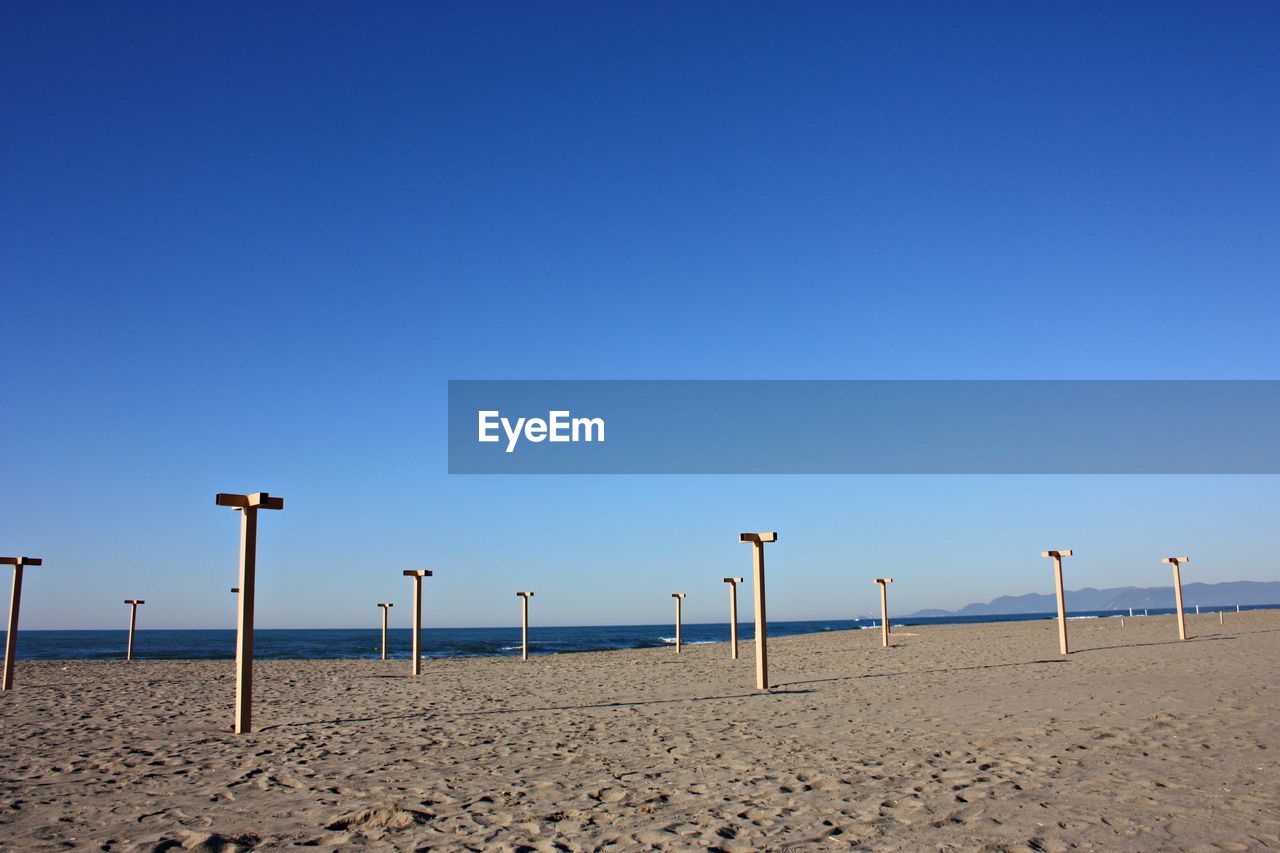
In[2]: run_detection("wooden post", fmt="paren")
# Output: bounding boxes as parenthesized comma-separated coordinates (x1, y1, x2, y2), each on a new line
(740, 532, 777, 691)
(1219, 610, 1224, 625)
(722, 577, 743, 659)
(123, 599, 145, 661)
(216, 491, 284, 734)
(1162, 557, 1191, 640)
(1041, 550, 1073, 656)
(2, 557, 42, 691)
(671, 593, 686, 653)
(377, 603, 393, 660)
(403, 570, 432, 675)
(517, 592, 534, 660)
(875, 578, 893, 648)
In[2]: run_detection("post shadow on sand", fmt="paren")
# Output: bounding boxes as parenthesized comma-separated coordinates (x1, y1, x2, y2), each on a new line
(260, 686, 821, 730)
(1070, 634, 1234, 654)
(771, 655, 1071, 690)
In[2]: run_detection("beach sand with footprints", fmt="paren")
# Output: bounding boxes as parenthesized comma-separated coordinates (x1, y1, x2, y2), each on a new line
(1, 611, 1277, 851)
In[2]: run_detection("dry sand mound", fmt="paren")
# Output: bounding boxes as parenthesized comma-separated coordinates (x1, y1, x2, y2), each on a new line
(326, 806, 434, 831)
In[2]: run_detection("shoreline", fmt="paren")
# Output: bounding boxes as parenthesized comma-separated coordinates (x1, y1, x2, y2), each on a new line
(8, 605, 1279, 663)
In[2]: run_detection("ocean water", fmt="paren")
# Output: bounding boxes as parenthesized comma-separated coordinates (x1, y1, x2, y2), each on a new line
(6, 605, 1276, 661)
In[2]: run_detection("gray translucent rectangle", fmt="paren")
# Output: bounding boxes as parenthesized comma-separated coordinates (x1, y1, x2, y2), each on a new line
(447, 380, 1280, 474)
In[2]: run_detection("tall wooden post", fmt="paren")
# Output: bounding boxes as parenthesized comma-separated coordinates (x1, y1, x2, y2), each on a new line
(216, 491, 284, 734)
(403, 570, 432, 675)
(740, 532, 777, 691)
(672, 593, 686, 653)
(875, 578, 893, 648)
(1041, 549, 1073, 656)
(377, 602, 393, 660)
(2, 557, 42, 691)
(517, 592, 534, 660)
(123, 599, 145, 661)
(1162, 557, 1191, 640)
(722, 577, 743, 659)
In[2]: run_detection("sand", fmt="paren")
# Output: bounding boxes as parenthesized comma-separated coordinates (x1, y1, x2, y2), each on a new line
(1, 611, 1277, 851)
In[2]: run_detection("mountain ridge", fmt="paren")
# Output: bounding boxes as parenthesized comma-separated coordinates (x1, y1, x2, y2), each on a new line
(908, 580, 1280, 617)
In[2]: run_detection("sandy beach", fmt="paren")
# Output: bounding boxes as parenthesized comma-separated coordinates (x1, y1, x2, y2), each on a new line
(1, 612, 1277, 851)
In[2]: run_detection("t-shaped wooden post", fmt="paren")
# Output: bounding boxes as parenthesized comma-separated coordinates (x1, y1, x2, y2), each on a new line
(215, 491, 284, 733)
(1041, 550, 1073, 656)
(875, 578, 894, 648)
(403, 570, 432, 675)
(377, 602, 393, 660)
(1161, 557, 1191, 640)
(722, 577, 743, 659)
(517, 592, 534, 660)
(2, 557, 42, 691)
(671, 593, 687, 653)
(123, 600, 145, 661)
(740, 532, 777, 691)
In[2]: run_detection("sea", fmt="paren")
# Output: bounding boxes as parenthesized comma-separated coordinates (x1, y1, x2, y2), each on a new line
(8, 605, 1277, 661)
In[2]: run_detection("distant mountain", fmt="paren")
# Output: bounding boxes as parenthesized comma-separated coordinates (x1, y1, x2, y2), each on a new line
(909, 581, 1280, 617)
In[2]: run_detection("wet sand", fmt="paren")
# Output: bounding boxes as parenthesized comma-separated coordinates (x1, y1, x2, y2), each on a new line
(1, 611, 1277, 851)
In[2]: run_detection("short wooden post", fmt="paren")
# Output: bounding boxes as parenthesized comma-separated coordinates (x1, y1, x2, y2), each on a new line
(403, 570, 433, 675)
(1219, 610, 1224, 625)
(216, 491, 284, 734)
(740, 532, 777, 691)
(2, 557, 42, 691)
(1041, 550, 1073, 656)
(722, 577, 743, 659)
(377, 602, 393, 660)
(517, 592, 534, 660)
(671, 593, 686, 653)
(123, 599, 145, 661)
(875, 578, 894, 647)
(1161, 557, 1191, 640)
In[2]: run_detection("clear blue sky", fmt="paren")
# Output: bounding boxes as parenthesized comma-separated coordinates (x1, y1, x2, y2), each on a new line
(3, 1, 1278, 629)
